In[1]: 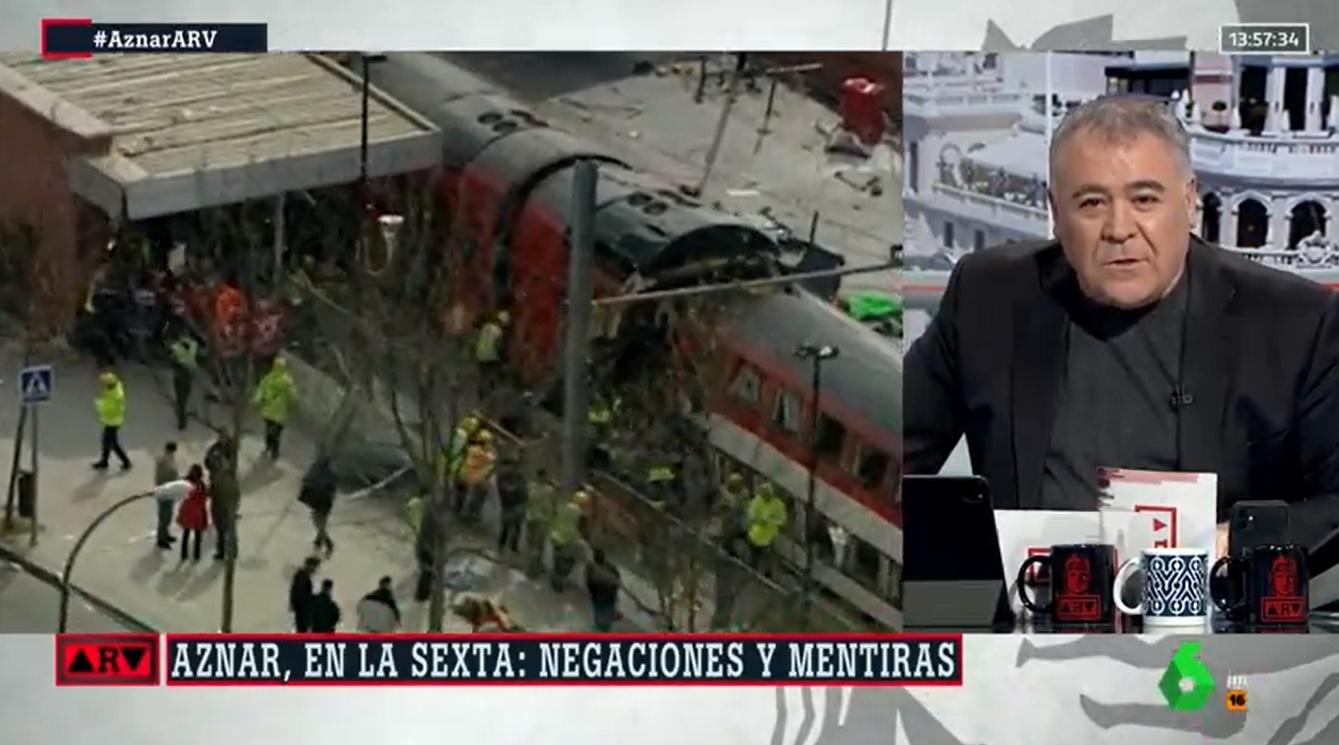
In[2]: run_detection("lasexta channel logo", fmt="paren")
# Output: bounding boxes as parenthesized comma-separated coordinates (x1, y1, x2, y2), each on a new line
(1159, 641, 1215, 711)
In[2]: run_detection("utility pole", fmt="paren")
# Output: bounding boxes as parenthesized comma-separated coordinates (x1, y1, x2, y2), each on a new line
(360, 53, 371, 194)
(3, 406, 26, 530)
(560, 160, 599, 498)
(795, 343, 838, 629)
(693, 53, 748, 196)
(28, 397, 38, 546)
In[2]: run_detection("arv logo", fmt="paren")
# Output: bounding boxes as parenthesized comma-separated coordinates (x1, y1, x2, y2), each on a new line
(1160, 641, 1216, 711)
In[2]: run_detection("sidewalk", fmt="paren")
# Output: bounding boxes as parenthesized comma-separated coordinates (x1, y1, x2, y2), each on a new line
(0, 345, 640, 633)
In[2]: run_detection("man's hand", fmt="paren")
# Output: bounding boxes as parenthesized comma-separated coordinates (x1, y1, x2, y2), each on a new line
(1216, 522, 1229, 559)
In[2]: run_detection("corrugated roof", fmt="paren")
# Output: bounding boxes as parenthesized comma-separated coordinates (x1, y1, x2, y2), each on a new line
(0, 53, 442, 218)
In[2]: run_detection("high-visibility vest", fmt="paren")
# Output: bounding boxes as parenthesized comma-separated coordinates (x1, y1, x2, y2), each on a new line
(460, 445, 495, 486)
(549, 500, 583, 546)
(527, 483, 557, 524)
(587, 401, 612, 425)
(253, 369, 296, 423)
(647, 464, 675, 483)
(170, 337, 199, 371)
(475, 322, 503, 363)
(746, 494, 787, 548)
(95, 381, 127, 427)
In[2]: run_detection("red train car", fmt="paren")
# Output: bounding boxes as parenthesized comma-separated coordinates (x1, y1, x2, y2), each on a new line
(367, 54, 902, 627)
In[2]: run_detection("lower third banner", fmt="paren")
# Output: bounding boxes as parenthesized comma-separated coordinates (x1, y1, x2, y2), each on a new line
(162, 633, 963, 686)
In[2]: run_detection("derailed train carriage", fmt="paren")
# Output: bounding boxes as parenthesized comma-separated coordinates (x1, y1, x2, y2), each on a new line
(365, 53, 902, 627)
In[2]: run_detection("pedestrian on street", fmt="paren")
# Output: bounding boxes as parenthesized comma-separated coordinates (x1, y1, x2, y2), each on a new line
(152, 443, 182, 547)
(289, 556, 320, 632)
(154, 441, 180, 486)
(311, 579, 341, 633)
(495, 451, 528, 553)
(92, 370, 132, 471)
(299, 456, 337, 556)
(253, 356, 297, 459)
(209, 457, 241, 562)
(151, 442, 180, 546)
(167, 327, 199, 431)
(585, 547, 622, 632)
(356, 576, 401, 632)
(175, 465, 209, 562)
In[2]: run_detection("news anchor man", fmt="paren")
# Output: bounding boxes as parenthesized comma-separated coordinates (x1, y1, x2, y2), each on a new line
(904, 94, 1339, 551)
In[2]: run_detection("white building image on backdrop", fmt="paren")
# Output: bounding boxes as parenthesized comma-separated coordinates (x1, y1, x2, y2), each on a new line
(902, 51, 1339, 287)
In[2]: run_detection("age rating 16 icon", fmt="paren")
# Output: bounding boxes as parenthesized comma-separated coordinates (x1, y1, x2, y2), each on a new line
(1225, 674, 1248, 712)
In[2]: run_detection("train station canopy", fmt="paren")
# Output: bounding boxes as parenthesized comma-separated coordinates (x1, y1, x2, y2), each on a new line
(0, 53, 442, 219)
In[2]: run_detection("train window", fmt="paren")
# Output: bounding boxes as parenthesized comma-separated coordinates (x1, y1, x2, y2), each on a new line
(805, 510, 836, 564)
(849, 537, 883, 596)
(728, 363, 762, 405)
(854, 445, 890, 488)
(814, 414, 844, 459)
(772, 389, 802, 433)
(885, 561, 903, 606)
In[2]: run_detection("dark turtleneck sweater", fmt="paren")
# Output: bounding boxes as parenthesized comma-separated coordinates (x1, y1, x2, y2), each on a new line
(1038, 268, 1190, 511)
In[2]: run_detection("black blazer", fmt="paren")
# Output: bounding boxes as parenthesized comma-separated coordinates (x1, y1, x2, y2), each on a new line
(904, 237, 1339, 549)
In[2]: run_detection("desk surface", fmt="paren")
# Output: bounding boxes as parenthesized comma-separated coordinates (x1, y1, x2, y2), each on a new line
(1016, 610, 1339, 634)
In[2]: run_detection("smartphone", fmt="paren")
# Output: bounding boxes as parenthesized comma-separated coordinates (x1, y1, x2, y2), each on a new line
(1228, 500, 1290, 559)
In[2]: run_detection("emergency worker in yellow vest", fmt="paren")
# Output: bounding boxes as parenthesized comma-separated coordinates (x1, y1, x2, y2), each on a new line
(746, 482, 787, 577)
(475, 311, 509, 391)
(645, 454, 677, 505)
(440, 413, 481, 485)
(253, 357, 297, 459)
(456, 429, 496, 522)
(718, 473, 750, 557)
(92, 371, 132, 470)
(525, 470, 557, 577)
(549, 489, 588, 592)
(167, 328, 199, 431)
(586, 391, 618, 468)
(407, 493, 435, 603)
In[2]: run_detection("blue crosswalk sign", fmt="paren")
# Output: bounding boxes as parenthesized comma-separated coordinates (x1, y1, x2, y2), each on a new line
(18, 365, 53, 404)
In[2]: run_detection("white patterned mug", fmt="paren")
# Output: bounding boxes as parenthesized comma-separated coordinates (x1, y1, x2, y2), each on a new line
(1113, 548, 1210, 626)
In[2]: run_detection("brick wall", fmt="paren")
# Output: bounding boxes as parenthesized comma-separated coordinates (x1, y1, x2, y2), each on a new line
(0, 76, 112, 334)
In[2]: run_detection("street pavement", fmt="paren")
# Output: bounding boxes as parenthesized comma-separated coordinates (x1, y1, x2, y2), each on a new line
(0, 344, 638, 633)
(0, 559, 125, 632)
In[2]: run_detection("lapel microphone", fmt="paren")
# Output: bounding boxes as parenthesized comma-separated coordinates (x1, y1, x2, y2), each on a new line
(1170, 386, 1194, 409)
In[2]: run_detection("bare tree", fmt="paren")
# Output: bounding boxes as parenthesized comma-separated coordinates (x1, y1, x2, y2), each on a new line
(289, 176, 518, 631)
(587, 293, 790, 631)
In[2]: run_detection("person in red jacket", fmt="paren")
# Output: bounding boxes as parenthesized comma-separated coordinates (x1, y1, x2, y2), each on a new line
(176, 464, 209, 562)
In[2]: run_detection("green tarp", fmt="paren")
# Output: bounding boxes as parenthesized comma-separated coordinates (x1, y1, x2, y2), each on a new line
(844, 291, 901, 321)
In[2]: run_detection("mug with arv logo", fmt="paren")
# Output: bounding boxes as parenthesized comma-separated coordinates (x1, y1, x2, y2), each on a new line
(1211, 544, 1310, 626)
(1113, 547, 1210, 626)
(1016, 544, 1119, 625)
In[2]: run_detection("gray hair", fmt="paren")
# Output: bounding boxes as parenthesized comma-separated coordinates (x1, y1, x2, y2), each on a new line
(1049, 94, 1192, 183)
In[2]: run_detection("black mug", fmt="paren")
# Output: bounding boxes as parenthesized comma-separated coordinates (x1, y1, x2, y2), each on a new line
(1211, 544, 1310, 625)
(1017, 544, 1118, 625)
